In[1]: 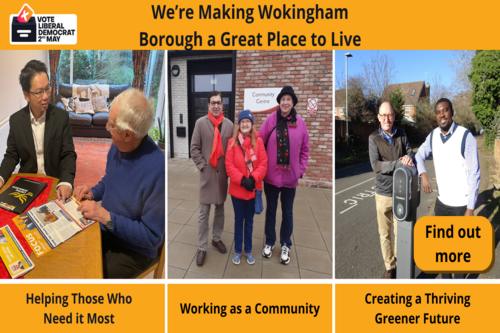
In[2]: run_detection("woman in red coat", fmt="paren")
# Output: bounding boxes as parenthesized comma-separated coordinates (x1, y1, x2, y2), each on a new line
(225, 110, 268, 265)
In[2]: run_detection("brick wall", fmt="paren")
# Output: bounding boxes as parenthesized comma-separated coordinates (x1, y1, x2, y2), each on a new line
(235, 51, 333, 188)
(169, 54, 232, 158)
(335, 107, 345, 120)
(170, 58, 189, 158)
(409, 105, 416, 120)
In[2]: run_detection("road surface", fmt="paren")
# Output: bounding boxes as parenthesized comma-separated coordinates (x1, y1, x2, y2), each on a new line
(335, 157, 437, 279)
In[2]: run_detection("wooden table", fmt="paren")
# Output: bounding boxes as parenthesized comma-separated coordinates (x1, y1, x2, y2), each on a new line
(3, 173, 103, 279)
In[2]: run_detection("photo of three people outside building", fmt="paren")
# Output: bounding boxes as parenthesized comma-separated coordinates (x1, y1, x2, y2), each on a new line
(167, 50, 332, 279)
(335, 50, 500, 279)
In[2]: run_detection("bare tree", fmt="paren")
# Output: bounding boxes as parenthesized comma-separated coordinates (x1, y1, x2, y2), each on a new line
(445, 50, 475, 93)
(452, 90, 479, 134)
(335, 68, 345, 90)
(361, 52, 397, 99)
(414, 97, 436, 141)
(430, 75, 453, 105)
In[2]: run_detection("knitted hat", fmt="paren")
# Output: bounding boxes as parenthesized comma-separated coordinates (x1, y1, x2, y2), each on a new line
(276, 86, 298, 106)
(238, 109, 254, 124)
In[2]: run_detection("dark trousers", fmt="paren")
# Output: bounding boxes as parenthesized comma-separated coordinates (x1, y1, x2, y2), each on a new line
(101, 231, 155, 279)
(231, 196, 255, 254)
(264, 182, 296, 248)
(434, 198, 468, 279)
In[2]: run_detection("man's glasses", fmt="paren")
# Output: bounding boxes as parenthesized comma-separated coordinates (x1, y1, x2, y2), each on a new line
(106, 121, 118, 132)
(378, 113, 395, 119)
(210, 101, 222, 106)
(30, 86, 51, 99)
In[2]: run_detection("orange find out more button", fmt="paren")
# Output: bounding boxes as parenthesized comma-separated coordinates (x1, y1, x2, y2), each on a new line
(414, 216, 494, 273)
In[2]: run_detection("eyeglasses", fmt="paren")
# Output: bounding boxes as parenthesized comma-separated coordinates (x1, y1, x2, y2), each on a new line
(29, 86, 51, 99)
(210, 101, 222, 106)
(106, 121, 118, 132)
(378, 113, 395, 119)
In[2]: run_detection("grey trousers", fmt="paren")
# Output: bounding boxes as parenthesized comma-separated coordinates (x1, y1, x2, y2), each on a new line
(198, 203, 225, 251)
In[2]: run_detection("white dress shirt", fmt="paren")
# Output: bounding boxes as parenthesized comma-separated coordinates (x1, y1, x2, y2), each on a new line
(0, 106, 72, 190)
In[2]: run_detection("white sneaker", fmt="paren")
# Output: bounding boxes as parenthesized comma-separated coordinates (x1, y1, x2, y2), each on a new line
(280, 244, 290, 265)
(262, 245, 274, 258)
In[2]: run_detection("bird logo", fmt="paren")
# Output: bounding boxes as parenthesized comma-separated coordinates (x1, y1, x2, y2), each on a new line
(9, 191, 33, 204)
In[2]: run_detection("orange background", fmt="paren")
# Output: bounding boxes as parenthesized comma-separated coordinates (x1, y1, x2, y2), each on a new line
(337, 284, 495, 332)
(169, 284, 332, 332)
(0, 284, 164, 332)
(1, 0, 498, 50)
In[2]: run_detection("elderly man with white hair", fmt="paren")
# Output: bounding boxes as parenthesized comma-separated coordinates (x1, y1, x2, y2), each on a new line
(73, 88, 165, 279)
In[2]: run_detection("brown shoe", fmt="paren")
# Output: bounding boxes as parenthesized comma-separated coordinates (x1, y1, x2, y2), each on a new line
(212, 240, 227, 253)
(384, 268, 396, 279)
(196, 250, 206, 266)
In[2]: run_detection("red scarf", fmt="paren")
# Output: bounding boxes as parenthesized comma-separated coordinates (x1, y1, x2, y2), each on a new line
(238, 132, 256, 175)
(208, 112, 224, 167)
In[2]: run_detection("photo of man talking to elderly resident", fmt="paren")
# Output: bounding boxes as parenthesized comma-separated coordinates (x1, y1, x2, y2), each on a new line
(0, 50, 165, 279)
(167, 51, 332, 279)
(333, 50, 500, 279)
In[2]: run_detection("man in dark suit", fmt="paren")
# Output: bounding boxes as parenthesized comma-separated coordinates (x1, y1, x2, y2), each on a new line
(0, 60, 76, 202)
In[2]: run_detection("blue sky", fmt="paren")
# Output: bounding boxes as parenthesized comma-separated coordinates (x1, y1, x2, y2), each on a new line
(334, 50, 458, 88)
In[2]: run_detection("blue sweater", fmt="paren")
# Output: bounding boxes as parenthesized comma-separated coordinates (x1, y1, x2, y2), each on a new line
(91, 136, 165, 258)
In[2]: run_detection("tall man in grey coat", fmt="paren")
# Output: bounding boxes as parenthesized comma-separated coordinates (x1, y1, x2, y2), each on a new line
(190, 91, 234, 266)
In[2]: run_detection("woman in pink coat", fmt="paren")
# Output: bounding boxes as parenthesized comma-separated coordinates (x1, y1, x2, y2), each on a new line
(225, 110, 268, 265)
(259, 86, 310, 265)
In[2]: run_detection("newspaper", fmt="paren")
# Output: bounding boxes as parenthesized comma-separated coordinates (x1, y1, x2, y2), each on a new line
(0, 225, 35, 278)
(26, 197, 95, 249)
(13, 214, 52, 258)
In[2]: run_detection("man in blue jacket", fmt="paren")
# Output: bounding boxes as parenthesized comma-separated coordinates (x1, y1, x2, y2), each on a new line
(74, 89, 165, 279)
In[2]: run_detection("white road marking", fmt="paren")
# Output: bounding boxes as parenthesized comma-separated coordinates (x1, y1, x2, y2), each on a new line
(335, 177, 375, 195)
(340, 204, 357, 214)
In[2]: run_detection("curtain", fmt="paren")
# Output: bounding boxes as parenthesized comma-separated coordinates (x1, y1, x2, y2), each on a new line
(132, 50, 150, 92)
(48, 50, 61, 103)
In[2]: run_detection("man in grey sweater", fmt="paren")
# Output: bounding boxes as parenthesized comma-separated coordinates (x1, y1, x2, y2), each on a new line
(368, 102, 414, 278)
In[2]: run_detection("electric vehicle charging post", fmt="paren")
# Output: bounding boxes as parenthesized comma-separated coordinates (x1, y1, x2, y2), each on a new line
(393, 164, 421, 279)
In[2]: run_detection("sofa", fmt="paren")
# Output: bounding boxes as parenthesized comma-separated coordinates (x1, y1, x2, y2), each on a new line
(55, 82, 131, 138)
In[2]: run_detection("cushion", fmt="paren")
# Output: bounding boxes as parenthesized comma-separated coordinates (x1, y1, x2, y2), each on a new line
(74, 100, 95, 115)
(72, 84, 110, 100)
(92, 96, 109, 112)
(61, 96, 79, 112)
(68, 112, 92, 126)
(93, 112, 109, 126)
(58, 83, 131, 99)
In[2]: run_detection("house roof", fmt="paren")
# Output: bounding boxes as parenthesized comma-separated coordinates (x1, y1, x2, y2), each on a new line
(335, 89, 346, 107)
(403, 116, 415, 123)
(336, 87, 365, 108)
(383, 81, 426, 105)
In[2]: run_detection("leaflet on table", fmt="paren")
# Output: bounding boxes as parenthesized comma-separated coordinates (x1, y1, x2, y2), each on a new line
(0, 225, 35, 278)
(0, 178, 47, 214)
(13, 214, 52, 258)
(25, 196, 96, 250)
